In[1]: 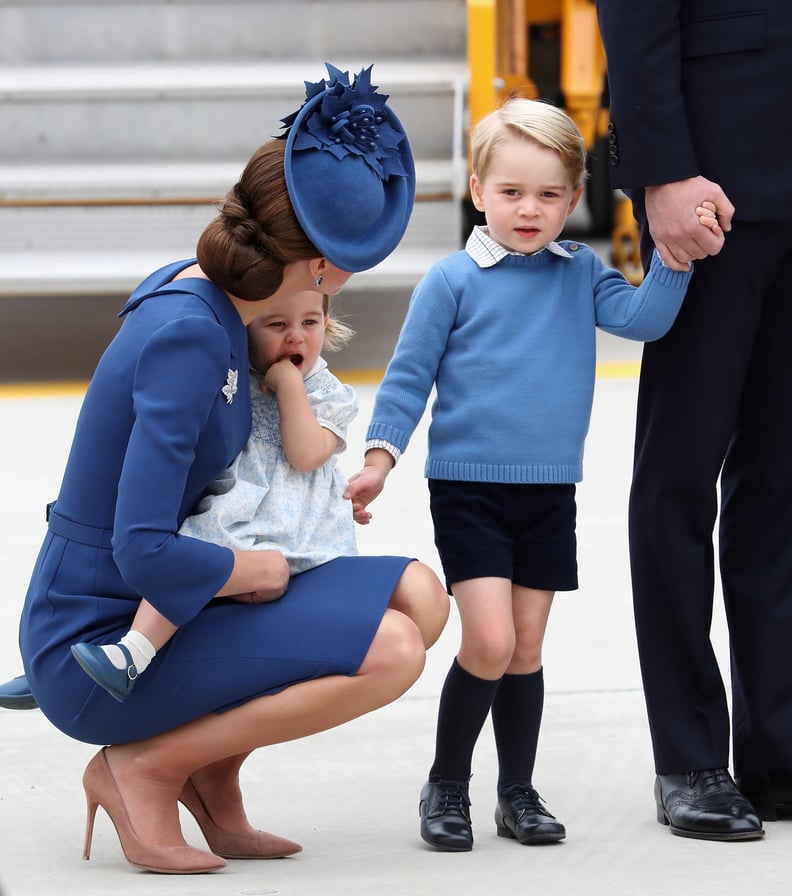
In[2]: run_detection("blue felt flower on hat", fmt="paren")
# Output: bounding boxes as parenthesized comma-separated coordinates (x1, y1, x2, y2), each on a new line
(281, 64, 409, 182)
(280, 63, 416, 273)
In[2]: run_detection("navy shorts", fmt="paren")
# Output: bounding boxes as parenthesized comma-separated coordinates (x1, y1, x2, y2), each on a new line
(428, 479, 578, 593)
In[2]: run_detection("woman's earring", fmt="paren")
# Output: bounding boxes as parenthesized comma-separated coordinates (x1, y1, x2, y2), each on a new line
(315, 274, 323, 287)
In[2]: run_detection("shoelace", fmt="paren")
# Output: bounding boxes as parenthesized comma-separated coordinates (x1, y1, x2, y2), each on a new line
(502, 786, 551, 816)
(690, 768, 733, 792)
(433, 781, 471, 817)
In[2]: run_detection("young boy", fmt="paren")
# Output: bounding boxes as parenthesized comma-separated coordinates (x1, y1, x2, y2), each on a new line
(345, 98, 714, 850)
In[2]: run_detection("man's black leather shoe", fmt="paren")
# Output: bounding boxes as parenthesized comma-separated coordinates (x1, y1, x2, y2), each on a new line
(495, 784, 566, 844)
(0, 675, 38, 710)
(736, 770, 792, 821)
(419, 779, 473, 851)
(655, 768, 764, 840)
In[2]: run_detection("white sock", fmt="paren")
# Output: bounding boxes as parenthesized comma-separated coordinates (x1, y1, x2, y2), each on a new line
(100, 630, 156, 674)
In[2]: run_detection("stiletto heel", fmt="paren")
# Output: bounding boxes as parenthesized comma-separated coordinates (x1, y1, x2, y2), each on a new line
(82, 749, 226, 873)
(83, 792, 99, 860)
(179, 778, 302, 859)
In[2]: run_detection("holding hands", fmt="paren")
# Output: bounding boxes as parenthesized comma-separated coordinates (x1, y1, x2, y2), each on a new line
(345, 448, 395, 525)
(696, 200, 721, 234)
(646, 175, 735, 271)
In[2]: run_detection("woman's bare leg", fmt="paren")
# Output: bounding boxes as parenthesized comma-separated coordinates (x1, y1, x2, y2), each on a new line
(187, 753, 253, 833)
(387, 560, 449, 648)
(105, 608, 426, 845)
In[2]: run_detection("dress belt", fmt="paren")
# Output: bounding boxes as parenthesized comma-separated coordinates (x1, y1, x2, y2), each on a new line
(46, 502, 114, 549)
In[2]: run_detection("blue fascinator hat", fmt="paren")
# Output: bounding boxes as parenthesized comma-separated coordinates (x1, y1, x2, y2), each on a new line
(281, 63, 416, 273)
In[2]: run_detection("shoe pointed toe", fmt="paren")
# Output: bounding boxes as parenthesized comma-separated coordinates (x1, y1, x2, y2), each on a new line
(206, 830, 303, 860)
(179, 779, 302, 859)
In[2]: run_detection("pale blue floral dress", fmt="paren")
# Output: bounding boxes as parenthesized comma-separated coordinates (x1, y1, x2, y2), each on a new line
(180, 357, 358, 571)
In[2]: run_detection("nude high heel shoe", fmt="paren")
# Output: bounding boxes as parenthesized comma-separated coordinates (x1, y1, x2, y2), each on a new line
(179, 777, 302, 859)
(82, 749, 226, 873)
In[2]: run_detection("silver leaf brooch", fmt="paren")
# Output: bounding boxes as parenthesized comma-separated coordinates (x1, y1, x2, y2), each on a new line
(222, 368, 238, 404)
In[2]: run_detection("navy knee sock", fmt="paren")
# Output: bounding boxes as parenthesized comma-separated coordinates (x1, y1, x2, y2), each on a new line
(429, 658, 500, 783)
(492, 668, 544, 794)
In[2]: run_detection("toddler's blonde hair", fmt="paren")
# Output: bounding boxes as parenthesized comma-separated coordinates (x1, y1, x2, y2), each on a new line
(322, 295, 355, 353)
(470, 98, 587, 188)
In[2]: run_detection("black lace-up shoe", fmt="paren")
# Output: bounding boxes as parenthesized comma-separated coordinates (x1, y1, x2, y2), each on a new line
(495, 784, 566, 844)
(655, 768, 764, 840)
(736, 770, 792, 821)
(419, 779, 473, 851)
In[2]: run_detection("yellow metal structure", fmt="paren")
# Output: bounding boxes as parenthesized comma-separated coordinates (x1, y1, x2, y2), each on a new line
(610, 189, 644, 285)
(465, 0, 641, 279)
(467, 0, 605, 148)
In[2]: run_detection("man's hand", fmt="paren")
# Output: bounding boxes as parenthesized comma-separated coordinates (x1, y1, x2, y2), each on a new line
(696, 201, 722, 235)
(646, 176, 735, 271)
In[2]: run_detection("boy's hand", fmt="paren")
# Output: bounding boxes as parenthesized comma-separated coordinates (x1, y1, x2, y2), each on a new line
(351, 498, 373, 526)
(345, 456, 392, 525)
(344, 466, 385, 524)
(696, 200, 724, 238)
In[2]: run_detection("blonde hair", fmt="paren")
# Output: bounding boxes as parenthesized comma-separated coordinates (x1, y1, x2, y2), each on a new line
(470, 98, 587, 187)
(322, 295, 355, 353)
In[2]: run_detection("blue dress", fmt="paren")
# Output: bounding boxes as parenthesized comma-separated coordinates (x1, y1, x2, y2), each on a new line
(18, 260, 410, 745)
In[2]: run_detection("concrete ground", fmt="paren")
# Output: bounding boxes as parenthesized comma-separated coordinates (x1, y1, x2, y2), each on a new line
(2, 345, 791, 896)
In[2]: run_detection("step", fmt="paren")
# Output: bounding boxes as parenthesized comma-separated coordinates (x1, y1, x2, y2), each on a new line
(0, 158, 464, 202)
(0, 245, 456, 298)
(0, 60, 467, 162)
(0, 193, 461, 297)
(1, 0, 466, 64)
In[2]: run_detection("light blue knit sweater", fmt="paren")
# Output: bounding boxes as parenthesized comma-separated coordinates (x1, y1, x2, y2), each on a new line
(366, 241, 691, 483)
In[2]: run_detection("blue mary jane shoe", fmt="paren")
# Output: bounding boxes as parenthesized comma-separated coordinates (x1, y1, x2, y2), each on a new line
(0, 674, 38, 710)
(71, 642, 138, 702)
